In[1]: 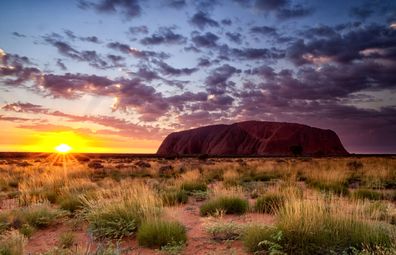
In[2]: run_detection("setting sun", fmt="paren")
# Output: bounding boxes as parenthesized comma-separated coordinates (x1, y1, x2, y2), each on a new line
(55, 144, 72, 153)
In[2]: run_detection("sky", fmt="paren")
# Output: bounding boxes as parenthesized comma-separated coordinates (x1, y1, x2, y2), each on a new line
(0, 0, 395, 153)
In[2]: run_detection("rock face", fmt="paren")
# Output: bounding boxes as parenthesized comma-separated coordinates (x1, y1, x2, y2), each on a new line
(157, 121, 348, 156)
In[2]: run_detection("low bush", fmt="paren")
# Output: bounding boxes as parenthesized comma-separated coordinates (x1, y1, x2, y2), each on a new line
(180, 181, 207, 193)
(254, 193, 285, 214)
(58, 195, 83, 213)
(206, 222, 243, 241)
(85, 200, 139, 239)
(277, 199, 394, 254)
(242, 225, 279, 253)
(200, 196, 249, 216)
(59, 232, 74, 248)
(353, 189, 383, 201)
(137, 220, 187, 249)
(7, 205, 64, 230)
(161, 189, 188, 206)
(308, 181, 349, 196)
(0, 230, 25, 255)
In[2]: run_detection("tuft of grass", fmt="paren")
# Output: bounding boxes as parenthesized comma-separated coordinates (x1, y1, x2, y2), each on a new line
(59, 232, 74, 248)
(5, 204, 64, 230)
(58, 195, 83, 213)
(85, 200, 139, 239)
(0, 230, 25, 255)
(161, 189, 188, 206)
(83, 182, 162, 239)
(254, 193, 285, 214)
(200, 196, 249, 216)
(353, 189, 383, 201)
(276, 198, 394, 254)
(242, 225, 278, 253)
(206, 222, 243, 241)
(180, 180, 207, 194)
(308, 180, 349, 196)
(137, 219, 187, 249)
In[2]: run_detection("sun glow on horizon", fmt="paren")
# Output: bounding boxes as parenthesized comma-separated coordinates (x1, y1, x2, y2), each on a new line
(55, 143, 72, 153)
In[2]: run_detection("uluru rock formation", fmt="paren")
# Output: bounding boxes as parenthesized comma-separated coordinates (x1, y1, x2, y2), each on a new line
(157, 121, 348, 156)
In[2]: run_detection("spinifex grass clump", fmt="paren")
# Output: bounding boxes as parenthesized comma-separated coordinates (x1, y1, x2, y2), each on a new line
(161, 188, 188, 206)
(82, 182, 162, 239)
(200, 196, 249, 216)
(180, 180, 207, 193)
(137, 219, 187, 248)
(206, 222, 243, 241)
(276, 198, 395, 254)
(0, 230, 25, 255)
(352, 188, 383, 201)
(254, 193, 285, 214)
(3, 204, 64, 230)
(242, 225, 279, 253)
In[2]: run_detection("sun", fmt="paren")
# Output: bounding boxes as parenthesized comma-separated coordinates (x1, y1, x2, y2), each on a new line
(55, 144, 72, 154)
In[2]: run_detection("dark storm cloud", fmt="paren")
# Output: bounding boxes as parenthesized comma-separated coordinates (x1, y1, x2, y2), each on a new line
(299, 25, 337, 38)
(12, 32, 26, 38)
(191, 32, 219, 48)
(154, 60, 198, 76)
(2, 102, 49, 114)
(107, 54, 125, 66)
(107, 41, 169, 60)
(0, 115, 32, 122)
(231, 47, 285, 60)
(276, 4, 314, 20)
(2, 102, 165, 138)
(350, 5, 374, 20)
(197, 57, 211, 67)
(189, 11, 219, 30)
(0, 52, 40, 85)
(250, 60, 396, 102)
(225, 32, 242, 44)
(163, 0, 186, 9)
(250, 25, 278, 36)
(205, 64, 240, 95)
(56, 59, 67, 70)
(140, 27, 187, 45)
(221, 19, 232, 26)
(79, 0, 141, 19)
(44, 36, 109, 69)
(254, 0, 287, 11)
(288, 23, 396, 65)
(237, 0, 314, 20)
(129, 25, 149, 35)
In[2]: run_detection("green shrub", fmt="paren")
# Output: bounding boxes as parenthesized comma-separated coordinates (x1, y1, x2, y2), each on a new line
(58, 195, 83, 213)
(254, 193, 285, 214)
(200, 196, 249, 216)
(86, 202, 138, 239)
(242, 225, 278, 253)
(0, 231, 25, 255)
(180, 181, 207, 193)
(19, 224, 34, 238)
(308, 181, 349, 196)
(137, 220, 187, 248)
(206, 222, 243, 241)
(17, 205, 63, 229)
(277, 200, 394, 254)
(353, 189, 383, 201)
(161, 189, 188, 206)
(59, 232, 74, 248)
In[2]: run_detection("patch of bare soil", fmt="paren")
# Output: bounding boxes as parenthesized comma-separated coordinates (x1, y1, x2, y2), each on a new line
(25, 200, 275, 255)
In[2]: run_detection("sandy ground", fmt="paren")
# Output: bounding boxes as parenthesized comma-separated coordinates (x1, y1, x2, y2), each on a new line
(24, 198, 275, 255)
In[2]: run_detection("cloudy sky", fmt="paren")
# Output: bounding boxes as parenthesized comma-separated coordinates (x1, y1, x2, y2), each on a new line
(0, 0, 395, 153)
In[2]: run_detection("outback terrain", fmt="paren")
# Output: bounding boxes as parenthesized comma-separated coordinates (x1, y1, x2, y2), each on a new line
(0, 154, 395, 255)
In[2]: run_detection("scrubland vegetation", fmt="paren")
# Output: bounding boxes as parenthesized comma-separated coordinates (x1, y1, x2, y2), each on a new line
(0, 155, 395, 254)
